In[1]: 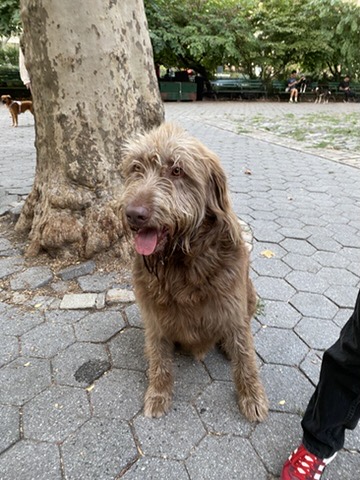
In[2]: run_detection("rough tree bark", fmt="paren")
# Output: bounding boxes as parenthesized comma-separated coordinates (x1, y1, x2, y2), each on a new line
(17, 0, 164, 258)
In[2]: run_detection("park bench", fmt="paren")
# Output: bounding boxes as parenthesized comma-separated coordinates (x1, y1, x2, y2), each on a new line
(209, 78, 267, 100)
(0, 66, 30, 99)
(271, 80, 319, 102)
(159, 81, 197, 101)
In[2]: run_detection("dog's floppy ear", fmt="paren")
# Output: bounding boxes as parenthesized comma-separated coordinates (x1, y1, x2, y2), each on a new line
(207, 155, 232, 214)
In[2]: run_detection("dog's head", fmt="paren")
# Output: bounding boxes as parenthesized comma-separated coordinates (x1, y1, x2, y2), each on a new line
(121, 123, 237, 257)
(1, 95, 12, 105)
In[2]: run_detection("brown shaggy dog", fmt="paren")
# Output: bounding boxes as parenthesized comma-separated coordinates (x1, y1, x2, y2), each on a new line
(121, 123, 268, 422)
(1, 94, 33, 127)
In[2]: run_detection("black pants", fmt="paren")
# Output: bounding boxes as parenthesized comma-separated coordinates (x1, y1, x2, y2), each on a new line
(302, 289, 360, 458)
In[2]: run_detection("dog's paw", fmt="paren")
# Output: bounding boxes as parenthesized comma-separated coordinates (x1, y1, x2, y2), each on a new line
(144, 392, 171, 418)
(239, 390, 269, 423)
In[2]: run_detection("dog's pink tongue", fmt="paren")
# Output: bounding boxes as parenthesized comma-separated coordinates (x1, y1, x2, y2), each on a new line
(134, 229, 158, 256)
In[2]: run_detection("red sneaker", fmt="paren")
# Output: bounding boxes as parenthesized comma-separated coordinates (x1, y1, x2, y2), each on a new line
(281, 444, 337, 480)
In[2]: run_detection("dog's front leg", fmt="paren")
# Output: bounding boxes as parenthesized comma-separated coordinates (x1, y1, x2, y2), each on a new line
(224, 327, 268, 423)
(144, 330, 174, 418)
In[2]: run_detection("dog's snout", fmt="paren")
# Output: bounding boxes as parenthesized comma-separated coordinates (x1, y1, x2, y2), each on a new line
(125, 204, 150, 227)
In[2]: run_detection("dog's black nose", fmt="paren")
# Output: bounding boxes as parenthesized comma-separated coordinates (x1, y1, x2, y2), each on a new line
(125, 205, 150, 227)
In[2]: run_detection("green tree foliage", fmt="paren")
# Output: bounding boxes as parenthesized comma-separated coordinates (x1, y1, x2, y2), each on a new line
(0, 0, 21, 39)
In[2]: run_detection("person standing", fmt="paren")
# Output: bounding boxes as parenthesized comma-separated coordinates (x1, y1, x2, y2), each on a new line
(281, 288, 360, 479)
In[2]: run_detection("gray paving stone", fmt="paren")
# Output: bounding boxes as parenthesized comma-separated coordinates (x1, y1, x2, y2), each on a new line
(109, 328, 147, 372)
(0, 356, 51, 405)
(0, 307, 44, 335)
(0, 256, 24, 279)
(203, 347, 232, 381)
(278, 227, 311, 239)
(318, 267, 360, 286)
(21, 322, 75, 358)
(0, 334, 19, 367)
(261, 364, 314, 415)
(290, 292, 338, 319)
(125, 303, 143, 328)
(0, 440, 62, 480)
(295, 317, 340, 350)
(58, 260, 96, 281)
(252, 257, 291, 277)
(307, 234, 342, 252)
(0, 405, 20, 454)
(52, 342, 110, 387)
(332, 231, 360, 248)
(253, 227, 284, 243)
(300, 350, 323, 385)
(280, 239, 316, 256)
(282, 253, 321, 273)
(0, 238, 12, 251)
(74, 310, 125, 342)
(312, 250, 350, 268)
(62, 418, 138, 480)
(10, 266, 53, 290)
(134, 402, 206, 460)
(326, 450, 360, 479)
(345, 425, 360, 451)
(286, 270, 329, 294)
(91, 368, 145, 419)
(77, 272, 117, 292)
(122, 457, 189, 480)
(332, 308, 353, 329)
(186, 435, 267, 480)
(196, 381, 252, 435)
(45, 309, 87, 324)
(254, 276, 296, 302)
(251, 412, 303, 475)
(173, 354, 211, 402)
(23, 385, 90, 442)
(255, 327, 308, 366)
(325, 285, 359, 308)
(256, 300, 301, 328)
(252, 241, 288, 259)
(106, 288, 136, 304)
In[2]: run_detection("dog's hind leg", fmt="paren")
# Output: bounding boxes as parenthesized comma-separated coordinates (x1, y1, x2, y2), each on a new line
(223, 324, 268, 422)
(144, 330, 174, 418)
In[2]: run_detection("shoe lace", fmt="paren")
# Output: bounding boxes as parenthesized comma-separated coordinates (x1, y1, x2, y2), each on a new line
(292, 450, 325, 479)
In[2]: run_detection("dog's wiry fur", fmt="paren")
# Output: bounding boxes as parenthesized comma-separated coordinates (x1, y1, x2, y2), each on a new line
(121, 123, 268, 422)
(1, 94, 33, 127)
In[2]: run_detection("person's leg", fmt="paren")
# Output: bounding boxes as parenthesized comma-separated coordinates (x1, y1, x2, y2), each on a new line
(302, 289, 360, 458)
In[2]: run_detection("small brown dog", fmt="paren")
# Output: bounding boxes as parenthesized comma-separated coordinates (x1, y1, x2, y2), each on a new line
(1, 94, 33, 127)
(121, 123, 268, 422)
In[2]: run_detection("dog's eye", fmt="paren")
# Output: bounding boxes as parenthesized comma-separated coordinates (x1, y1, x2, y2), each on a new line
(171, 166, 183, 177)
(132, 163, 142, 173)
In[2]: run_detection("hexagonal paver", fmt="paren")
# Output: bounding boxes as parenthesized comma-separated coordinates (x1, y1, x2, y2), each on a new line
(286, 271, 329, 294)
(332, 308, 353, 329)
(52, 342, 110, 387)
(254, 227, 284, 244)
(0, 334, 19, 367)
(318, 267, 360, 286)
(109, 328, 147, 371)
(326, 450, 360, 479)
(252, 241, 288, 259)
(74, 311, 125, 342)
(77, 272, 118, 292)
(21, 322, 75, 358)
(0, 440, 62, 480)
(312, 251, 350, 268)
(122, 457, 189, 480)
(290, 292, 338, 319)
(295, 318, 340, 350)
(62, 418, 137, 480)
(251, 412, 303, 475)
(203, 348, 232, 381)
(173, 354, 211, 402)
(254, 277, 296, 302)
(186, 435, 267, 480)
(0, 357, 51, 405)
(278, 227, 310, 239)
(45, 309, 87, 324)
(0, 256, 24, 279)
(261, 364, 314, 414)
(282, 253, 321, 273)
(23, 385, 90, 442)
(10, 266, 53, 290)
(0, 405, 20, 454)
(256, 300, 301, 328)
(255, 327, 308, 366)
(280, 239, 316, 256)
(300, 350, 323, 385)
(325, 285, 359, 308)
(125, 303, 143, 328)
(196, 381, 252, 435)
(307, 234, 341, 252)
(134, 402, 205, 460)
(252, 257, 291, 278)
(91, 368, 145, 419)
(0, 307, 44, 336)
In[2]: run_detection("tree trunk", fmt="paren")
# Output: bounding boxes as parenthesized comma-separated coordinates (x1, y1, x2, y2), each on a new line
(17, 0, 164, 258)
